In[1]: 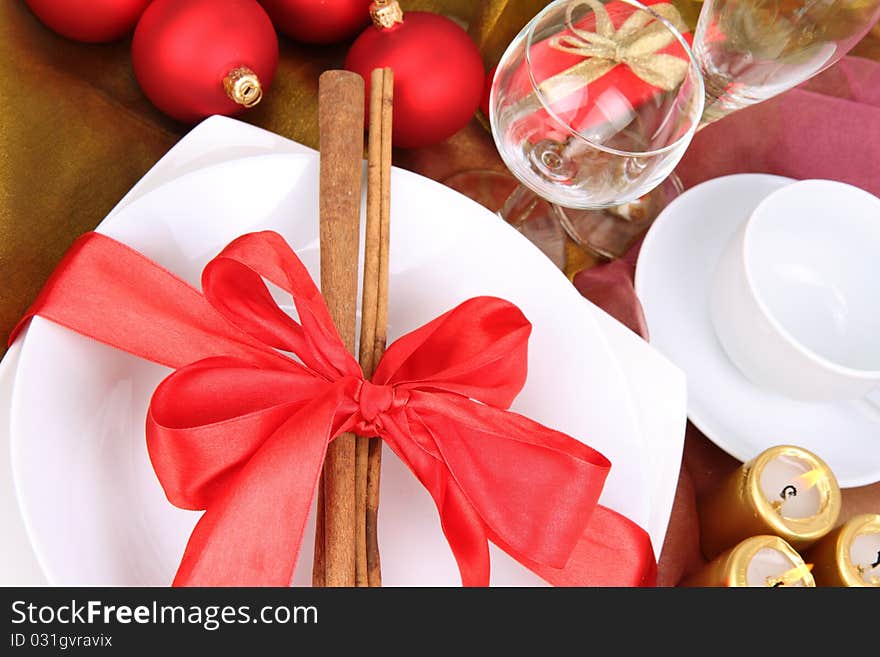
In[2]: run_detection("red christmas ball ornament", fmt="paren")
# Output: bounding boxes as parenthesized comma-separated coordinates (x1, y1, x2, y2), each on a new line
(345, 1, 485, 149)
(258, 0, 372, 44)
(132, 0, 279, 123)
(24, 0, 152, 43)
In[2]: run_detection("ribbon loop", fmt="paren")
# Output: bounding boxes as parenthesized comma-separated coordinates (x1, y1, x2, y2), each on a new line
(373, 296, 531, 409)
(203, 232, 362, 381)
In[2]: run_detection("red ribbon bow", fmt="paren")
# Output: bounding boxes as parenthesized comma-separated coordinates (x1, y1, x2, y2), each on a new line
(11, 231, 657, 586)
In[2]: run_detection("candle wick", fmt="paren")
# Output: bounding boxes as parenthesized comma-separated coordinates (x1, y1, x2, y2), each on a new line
(780, 485, 798, 500)
(766, 576, 788, 587)
(766, 573, 789, 587)
(767, 563, 813, 587)
(858, 552, 880, 577)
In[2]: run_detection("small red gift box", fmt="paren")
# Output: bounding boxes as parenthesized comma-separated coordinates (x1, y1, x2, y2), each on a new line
(504, 0, 694, 146)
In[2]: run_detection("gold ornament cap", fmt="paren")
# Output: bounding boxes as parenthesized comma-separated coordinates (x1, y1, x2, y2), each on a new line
(371, 0, 404, 29)
(223, 67, 263, 108)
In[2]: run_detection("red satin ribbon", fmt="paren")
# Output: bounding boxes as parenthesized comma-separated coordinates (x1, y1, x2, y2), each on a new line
(10, 231, 657, 587)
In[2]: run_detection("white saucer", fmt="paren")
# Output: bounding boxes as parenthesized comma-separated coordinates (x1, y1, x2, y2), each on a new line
(636, 174, 880, 488)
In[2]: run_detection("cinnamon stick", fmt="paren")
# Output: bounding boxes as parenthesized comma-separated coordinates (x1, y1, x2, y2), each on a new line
(355, 67, 394, 588)
(353, 69, 383, 587)
(314, 70, 364, 588)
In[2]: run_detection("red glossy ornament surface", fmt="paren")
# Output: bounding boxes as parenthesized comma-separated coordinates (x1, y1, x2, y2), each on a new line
(24, 0, 152, 43)
(345, 12, 485, 148)
(259, 0, 371, 44)
(132, 0, 278, 123)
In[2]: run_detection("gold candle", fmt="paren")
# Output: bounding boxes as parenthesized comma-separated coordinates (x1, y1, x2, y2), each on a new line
(802, 514, 880, 587)
(682, 535, 816, 587)
(698, 445, 841, 559)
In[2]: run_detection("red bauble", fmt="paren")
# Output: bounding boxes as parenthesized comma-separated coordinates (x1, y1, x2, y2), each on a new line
(259, 0, 372, 44)
(132, 0, 279, 123)
(24, 0, 152, 43)
(345, 11, 485, 149)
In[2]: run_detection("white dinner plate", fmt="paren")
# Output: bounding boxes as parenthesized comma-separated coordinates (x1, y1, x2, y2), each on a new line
(636, 173, 880, 488)
(8, 119, 686, 586)
(0, 341, 46, 585)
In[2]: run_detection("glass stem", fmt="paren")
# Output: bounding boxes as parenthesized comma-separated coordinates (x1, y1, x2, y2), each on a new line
(499, 183, 540, 229)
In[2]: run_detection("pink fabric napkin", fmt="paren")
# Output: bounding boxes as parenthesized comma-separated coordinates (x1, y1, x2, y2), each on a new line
(575, 56, 880, 332)
(573, 242, 648, 339)
(678, 56, 880, 196)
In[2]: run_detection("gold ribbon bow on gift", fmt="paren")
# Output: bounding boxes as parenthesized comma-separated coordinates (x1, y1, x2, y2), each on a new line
(537, 0, 691, 106)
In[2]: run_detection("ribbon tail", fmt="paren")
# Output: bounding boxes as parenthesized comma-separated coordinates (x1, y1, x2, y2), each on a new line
(172, 389, 346, 587)
(524, 506, 658, 587)
(628, 55, 690, 92)
(373, 411, 492, 586)
(8, 232, 284, 370)
(651, 3, 690, 34)
(434, 480, 492, 587)
(618, 21, 677, 57)
(385, 393, 620, 585)
(397, 393, 655, 586)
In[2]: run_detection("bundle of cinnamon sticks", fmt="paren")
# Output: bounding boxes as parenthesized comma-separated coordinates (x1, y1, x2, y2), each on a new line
(313, 68, 393, 587)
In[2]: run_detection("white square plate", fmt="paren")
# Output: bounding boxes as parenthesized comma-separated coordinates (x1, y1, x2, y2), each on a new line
(6, 117, 686, 585)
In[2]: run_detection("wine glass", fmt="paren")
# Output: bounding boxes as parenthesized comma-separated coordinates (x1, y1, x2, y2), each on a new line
(557, 0, 880, 258)
(445, 0, 705, 269)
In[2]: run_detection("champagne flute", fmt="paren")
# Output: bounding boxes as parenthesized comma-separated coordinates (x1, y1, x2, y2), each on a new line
(697, 0, 880, 124)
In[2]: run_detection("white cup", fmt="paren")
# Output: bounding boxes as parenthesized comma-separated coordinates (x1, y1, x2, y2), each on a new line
(711, 179, 880, 402)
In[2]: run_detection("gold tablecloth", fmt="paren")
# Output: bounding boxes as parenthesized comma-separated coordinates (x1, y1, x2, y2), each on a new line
(2, 0, 878, 585)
